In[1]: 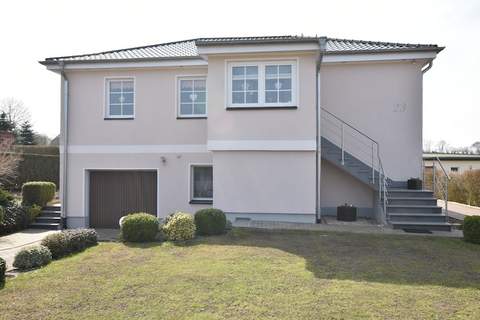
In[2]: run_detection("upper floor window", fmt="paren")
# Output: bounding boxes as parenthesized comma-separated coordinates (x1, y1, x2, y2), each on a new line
(178, 77, 207, 118)
(228, 60, 297, 108)
(106, 78, 134, 119)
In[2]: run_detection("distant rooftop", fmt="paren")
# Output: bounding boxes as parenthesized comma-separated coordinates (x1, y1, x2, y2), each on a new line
(41, 36, 443, 65)
(423, 153, 480, 161)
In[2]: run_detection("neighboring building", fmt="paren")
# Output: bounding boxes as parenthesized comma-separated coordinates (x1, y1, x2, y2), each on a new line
(41, 35, 452, 231)
(424, 153, 480, 174)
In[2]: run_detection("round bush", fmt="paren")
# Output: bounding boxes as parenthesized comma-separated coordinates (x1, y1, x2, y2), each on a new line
(163, 212, 196, 241)
(41, 232, 69, 259)
(13, 245, 52, 270)
(0, 257, 6, 283)
(121, 213, 159, 242)
(194, 208, 227, 235)
(22, 181, 56, 207)
(463, 216, 480, 244)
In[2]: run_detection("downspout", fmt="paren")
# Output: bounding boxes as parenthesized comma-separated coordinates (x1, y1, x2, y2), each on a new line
(315, 37, 327, 223)
(59, 62, 69, 228)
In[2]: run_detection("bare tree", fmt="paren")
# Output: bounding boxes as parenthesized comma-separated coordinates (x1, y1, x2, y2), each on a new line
(471, 141, 480, 154)
(0, 132, 20, 186)
(436, 140, 448, 153)
(0, 98, 31, 128)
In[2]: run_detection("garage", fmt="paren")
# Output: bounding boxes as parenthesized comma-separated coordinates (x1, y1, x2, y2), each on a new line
(89, 170, 157, 228)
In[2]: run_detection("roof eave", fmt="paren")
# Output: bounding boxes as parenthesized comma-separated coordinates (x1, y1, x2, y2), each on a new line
(325, 46, 444, 55)
(39, 55, 202, 66)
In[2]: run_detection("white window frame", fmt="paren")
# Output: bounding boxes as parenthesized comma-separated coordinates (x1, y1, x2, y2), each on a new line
(104, 77, 135, 119)
(176, 76, 208, 118)
(226, 59, 297, 108)
(189, 164, 213, 202)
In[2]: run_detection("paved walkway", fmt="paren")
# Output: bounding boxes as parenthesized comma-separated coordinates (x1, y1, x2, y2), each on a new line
(0, 229, 58, 271)
(439, 200, 480, 221)
(233, 219, 463, 238)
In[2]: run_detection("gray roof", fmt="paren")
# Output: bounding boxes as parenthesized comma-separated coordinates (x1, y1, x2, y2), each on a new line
(41, 36, 443, 65)
(423, 153, 480, 161)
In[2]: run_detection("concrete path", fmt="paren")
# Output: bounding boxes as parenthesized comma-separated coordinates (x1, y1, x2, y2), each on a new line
(234, 219, 463, 238)
(0, 229, 58, 270)
(439, 200, 480, 221)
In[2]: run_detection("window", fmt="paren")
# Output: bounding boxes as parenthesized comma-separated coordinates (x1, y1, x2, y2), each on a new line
(191, 165, 213, 202)
(451, 167, 459, 173)
(106, 78, 134, 119)
(178, 77, 207, 117)
(228, 60, 296, 108)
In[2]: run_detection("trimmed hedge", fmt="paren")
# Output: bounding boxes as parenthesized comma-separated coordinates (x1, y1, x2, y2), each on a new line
(0, 206, 4, 224)
(163, 212, 196, 241)
(0, 257, 5, 284)
(121, 213, 159, 242)
(4, 146, 59, 191)
(41, 229, 98, 259)
(194, 208, 227, 235)
(0, 206, 29, 236)
(13, 245, 52, 270)
(22, 181, 56, 207)
(463, 216, 480, 244)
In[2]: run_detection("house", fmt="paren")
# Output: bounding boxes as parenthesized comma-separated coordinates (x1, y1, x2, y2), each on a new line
(424, 153, 480, 174)
(40, 35, 452, 231)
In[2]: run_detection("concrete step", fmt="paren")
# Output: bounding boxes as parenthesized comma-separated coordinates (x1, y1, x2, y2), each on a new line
(30, 222, 62, 230)
(40, 210, 61, 216)
(388, 197, 437, 206)
(391, 221, 453, 232)
(387, 205, 442, 214)
(42, 206, 61, 212)
(389, 213, 448, 223)
(35, 216, 62, 224)
(388, 190, 434, 198)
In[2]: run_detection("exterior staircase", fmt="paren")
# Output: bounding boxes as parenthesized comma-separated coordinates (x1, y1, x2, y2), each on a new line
(320, 108, 453, 232)
(30, 205, 63, 230)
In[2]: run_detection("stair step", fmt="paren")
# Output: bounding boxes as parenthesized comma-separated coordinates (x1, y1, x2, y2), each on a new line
(391, 221, 453, 232)
(389, 213, 448, 223)
(30, 222, 62, 230)
(388, 190, 434, 198)
(387, 205, 442, 213)
(35, 216, 62, 223)
(41, 210, 61, 215)
(388, 197, 437, 206)
(42, 206, 61, 212)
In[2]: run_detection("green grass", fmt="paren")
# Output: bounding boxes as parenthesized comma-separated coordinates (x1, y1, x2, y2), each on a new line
(1, 229, 480, 319)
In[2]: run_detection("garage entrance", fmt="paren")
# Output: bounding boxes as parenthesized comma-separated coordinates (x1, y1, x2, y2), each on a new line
(89, 170, 157, 228)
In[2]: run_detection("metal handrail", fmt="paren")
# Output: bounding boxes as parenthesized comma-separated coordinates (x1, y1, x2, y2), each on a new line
(430, 156, 450, 217)
(321, 107, 389, 224)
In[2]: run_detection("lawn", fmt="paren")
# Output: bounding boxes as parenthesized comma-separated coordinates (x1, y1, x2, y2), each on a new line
(1, 229, 479, 320)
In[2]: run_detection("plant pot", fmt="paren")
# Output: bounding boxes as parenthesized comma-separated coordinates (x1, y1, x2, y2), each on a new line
(407, 178, 422, 190)
(337, 205, 357, 222)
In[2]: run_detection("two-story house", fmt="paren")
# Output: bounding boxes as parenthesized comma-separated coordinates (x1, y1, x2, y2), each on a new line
(41, 36, 452, 231)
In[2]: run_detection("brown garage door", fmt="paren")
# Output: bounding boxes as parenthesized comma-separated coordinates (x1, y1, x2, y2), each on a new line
(89, 170, 157, 228)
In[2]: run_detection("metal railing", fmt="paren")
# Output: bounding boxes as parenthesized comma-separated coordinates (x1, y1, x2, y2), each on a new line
(423, 156, 450, 217)
(320, 108, 389, 223)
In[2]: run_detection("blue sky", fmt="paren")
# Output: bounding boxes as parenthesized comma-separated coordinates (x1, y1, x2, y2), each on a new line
(0, 0, 478, 147)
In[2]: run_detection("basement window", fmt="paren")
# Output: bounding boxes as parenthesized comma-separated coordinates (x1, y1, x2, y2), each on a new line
(190, 165, 213, 204)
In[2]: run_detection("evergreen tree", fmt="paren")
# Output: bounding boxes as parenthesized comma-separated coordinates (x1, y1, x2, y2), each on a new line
(18, 121, 36, 145)
(0, 112, 14, 132)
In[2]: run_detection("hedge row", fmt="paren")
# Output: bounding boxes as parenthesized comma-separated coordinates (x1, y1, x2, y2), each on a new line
(22, 182, 56, 207)
(41, 229, 98, 259)
(3, 152, 59, 191)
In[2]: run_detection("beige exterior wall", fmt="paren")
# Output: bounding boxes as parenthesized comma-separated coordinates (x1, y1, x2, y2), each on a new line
(206, 52, 317, 141)
(320, 161, 374, 217)
(65, 152, 212, 227)
(66, 67, 208, 145)
(321, 61, 426, 180)
(213, 151, 316, 218)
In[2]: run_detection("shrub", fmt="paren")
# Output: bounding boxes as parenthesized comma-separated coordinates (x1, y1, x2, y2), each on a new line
(194, 208, 227, 235)
(0, 189, 14, 207)
(0, 206, 29, 236)
(22, 181, 56, 207)
(463, 216, 480, 244)
(41, 229, 98, 259)
(163, 212, 196, 241)
(41, 232, 69, 259)
(0, 257, 5, 284)
(0, 206, 4, 224)
(25, 204, 42, 222)
(121, 213, 159, 242)
(13, 245, 52, 270)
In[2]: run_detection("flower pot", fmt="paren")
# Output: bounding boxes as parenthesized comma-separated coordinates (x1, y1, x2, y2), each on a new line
(407, 178, 422, 190)
(337, 204, 357, 222)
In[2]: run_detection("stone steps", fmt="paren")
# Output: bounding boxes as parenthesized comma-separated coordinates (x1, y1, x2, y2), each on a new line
(30, 206, 62, 230)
